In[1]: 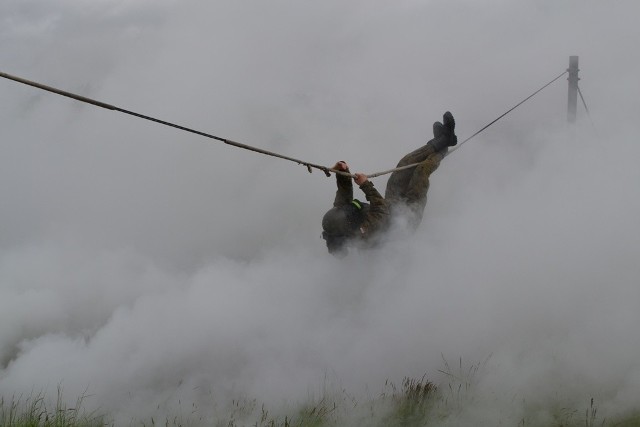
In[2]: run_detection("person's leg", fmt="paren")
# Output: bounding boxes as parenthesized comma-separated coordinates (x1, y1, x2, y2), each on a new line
(384, 145, 442, 230)
(384, 111, 455, 229)
(401, 152, 443, 229)
(384, 120, 446, 203)
(384, 142, 436, 204)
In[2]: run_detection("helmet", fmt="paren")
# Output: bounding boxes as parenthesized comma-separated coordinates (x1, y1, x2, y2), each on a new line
(321, 201, 366, 253)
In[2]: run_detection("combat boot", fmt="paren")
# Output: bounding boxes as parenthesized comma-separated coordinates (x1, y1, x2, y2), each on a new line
(428, 112, 457, 152)
(442, 111, 455, 137)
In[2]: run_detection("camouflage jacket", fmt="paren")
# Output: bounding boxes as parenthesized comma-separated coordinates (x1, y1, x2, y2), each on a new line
(334, 173, 390, 242)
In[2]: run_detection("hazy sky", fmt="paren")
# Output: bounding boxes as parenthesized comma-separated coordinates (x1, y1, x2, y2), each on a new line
(2, 0, 640, 424)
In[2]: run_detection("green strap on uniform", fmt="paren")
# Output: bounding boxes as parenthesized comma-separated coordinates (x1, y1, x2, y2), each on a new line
(351, 200, 362, 209)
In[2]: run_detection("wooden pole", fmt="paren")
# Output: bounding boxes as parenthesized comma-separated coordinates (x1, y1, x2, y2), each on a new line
(567, 56, 579, 123)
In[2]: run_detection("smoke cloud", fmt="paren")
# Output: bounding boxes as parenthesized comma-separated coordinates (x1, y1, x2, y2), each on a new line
(2, 0, 640, 424)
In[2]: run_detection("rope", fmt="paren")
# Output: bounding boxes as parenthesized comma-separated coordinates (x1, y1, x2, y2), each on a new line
(368, 70, 569, 178)
(0, 71, 346, 177)
(1, 69, 568, 180)
(577, 84, 599, 137)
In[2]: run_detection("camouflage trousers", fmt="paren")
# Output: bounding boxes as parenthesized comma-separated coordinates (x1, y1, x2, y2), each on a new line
(384, 142, 443, 230)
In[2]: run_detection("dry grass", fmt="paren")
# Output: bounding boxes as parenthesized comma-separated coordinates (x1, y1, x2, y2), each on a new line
(0, 386, 103, 427)
(2, 376, 640, 426)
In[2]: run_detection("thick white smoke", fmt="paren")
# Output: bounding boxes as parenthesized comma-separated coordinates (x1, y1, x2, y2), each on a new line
(1, 0, 639, 424)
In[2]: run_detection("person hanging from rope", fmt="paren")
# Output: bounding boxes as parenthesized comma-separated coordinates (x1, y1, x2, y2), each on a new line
(321, 111, 457, 255)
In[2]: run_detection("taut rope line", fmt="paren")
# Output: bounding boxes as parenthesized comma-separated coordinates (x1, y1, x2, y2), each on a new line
(367, 70, 569, 178)
(1, 69, 567, 179)
(0, 71, 342, 177)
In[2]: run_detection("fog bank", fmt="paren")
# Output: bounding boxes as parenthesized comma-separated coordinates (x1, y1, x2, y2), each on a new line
(2, 0, 640, 424)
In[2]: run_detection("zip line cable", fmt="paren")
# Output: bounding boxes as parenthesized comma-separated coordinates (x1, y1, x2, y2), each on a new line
(366, 70, 569, 178)
(449, 70, 568, 154)
(0, 71, 339, 177)
(1, 69, 567, 180)
(577, 84, 599, 138)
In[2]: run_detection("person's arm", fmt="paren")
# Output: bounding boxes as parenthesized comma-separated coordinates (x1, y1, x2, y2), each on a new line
(333, 161, 353, 207)
(354, 173, 390, 236)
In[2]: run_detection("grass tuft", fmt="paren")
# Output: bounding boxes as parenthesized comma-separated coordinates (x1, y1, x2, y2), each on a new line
(0, 386, 104, 427)
(4, 374, 640, 426)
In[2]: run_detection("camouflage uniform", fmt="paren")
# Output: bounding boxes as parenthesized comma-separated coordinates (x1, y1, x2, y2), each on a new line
(331, 142, 443, 244)
(384, 143, 444, 230)
(332, 172, 390, 244)
(326, 110, 454, 253)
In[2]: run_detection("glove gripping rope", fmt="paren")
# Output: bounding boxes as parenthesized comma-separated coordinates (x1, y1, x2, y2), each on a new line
(1, 70, 567, 180)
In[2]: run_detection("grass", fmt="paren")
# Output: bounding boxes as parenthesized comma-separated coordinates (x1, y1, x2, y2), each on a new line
(0, 386, 104, 427)
(2, 378, 640, 427)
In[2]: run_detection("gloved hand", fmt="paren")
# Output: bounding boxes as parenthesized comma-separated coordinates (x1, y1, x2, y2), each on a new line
(333, 161, 350, 171)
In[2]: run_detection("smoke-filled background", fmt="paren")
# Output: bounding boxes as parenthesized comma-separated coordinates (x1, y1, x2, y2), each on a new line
(2, 0, 640, 424)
